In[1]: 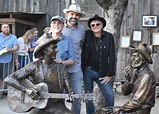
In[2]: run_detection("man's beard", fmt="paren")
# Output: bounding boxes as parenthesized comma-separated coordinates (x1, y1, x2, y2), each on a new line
(3, 31, 10, 35)
(68, 18, 78, 25)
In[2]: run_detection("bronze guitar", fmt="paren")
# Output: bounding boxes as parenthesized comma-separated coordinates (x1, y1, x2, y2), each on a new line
(7, 79, 95, 113)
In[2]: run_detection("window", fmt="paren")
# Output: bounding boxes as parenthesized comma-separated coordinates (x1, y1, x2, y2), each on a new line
(78, 0, 103, 28)
(78, 0, 103, 19)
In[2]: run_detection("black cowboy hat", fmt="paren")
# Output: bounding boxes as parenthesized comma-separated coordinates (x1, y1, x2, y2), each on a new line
(34, 38, 61, 58)
(88, 14, 106, 29)
(130, 43, 153, 64)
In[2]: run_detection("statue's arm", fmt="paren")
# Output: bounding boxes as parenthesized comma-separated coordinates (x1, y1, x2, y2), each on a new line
(4, 62, 35, 92)
(63, 70, 73, 94)
(63, 70, 75, 102)
(122, 81, 133, 95)
(122, 65, 133, 95)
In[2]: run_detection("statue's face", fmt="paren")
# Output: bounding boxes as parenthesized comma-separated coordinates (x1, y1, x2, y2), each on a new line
(130, 52, 143, 68)
(44, 44, 58, 61)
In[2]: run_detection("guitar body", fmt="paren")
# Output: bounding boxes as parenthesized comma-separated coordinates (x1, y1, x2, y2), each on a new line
(7, 79, 48, 113)
(7, 79, 95, 113)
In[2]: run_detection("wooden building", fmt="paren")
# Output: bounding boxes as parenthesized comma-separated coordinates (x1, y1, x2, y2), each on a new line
(0, 0, 65, 37)
(116, 0, 159, 82)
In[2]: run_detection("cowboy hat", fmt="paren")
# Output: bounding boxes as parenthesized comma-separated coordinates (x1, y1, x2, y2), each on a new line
(34, 38, 61, 58)
(130, 43, 153, 64)
(63, 3, 85, 17)
(88, 14, 106, 29)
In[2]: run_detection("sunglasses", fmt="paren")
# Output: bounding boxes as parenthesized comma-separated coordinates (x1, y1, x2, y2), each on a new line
(90, 23, 101, 27)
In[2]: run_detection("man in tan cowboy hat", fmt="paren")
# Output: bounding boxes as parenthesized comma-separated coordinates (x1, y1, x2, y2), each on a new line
(96, 43, 156, 114)
(4, 38, 74, 114)
(62, 1, 85, 114)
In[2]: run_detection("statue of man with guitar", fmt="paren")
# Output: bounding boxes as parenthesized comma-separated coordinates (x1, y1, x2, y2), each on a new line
(4, 38, 76, 114)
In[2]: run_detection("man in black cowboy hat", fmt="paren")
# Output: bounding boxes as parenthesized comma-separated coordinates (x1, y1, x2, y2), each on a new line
(81, 14, 115, 114)
(96, 43, 156, 114)
(4, 38, 74, 114)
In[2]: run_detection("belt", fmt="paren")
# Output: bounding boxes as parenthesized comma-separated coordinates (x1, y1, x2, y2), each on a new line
(88, 66, 99, 72)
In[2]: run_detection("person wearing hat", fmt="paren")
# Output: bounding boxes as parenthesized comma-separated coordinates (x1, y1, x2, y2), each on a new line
(62, 2, 85, 114)
(81, 14, 116, 114)
(35, 15, 75, 67)
(4, 38, 74, 114)
(97, 43, 156, 114)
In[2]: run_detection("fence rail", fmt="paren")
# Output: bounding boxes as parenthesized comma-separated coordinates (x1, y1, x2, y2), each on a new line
(0, 51, 30, 93)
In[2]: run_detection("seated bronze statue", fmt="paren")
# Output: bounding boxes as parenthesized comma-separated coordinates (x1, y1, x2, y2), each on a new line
(95, 43, 156, 114)
(4, 38, 74, 114)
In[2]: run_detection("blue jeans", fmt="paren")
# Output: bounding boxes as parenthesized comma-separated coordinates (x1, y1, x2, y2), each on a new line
(0, 62, 12, 80)
(29, 52, 33, 62)
(18, 55, 28, 69)
(68, 70, 83, 114)
(0, 62, 12, 90)
(83, 67, 114, 114)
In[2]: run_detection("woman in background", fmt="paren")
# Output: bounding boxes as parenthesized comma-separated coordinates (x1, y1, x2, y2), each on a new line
(29, 28, 39, 62)
(15, 29, 34, 69)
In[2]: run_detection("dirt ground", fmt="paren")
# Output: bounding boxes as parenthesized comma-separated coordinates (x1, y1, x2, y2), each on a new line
(0, 93, 159, 114)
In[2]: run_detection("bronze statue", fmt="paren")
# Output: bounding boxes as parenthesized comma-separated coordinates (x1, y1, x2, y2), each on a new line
(95, 43, 156, 114)
(4, 38, 74, 114)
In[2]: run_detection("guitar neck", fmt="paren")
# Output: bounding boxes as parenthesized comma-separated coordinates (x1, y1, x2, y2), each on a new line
(40, 92, 95, 101)
(40, 92, 81, 99)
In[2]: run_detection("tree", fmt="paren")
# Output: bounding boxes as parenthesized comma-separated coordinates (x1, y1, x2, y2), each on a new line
(96, 0, 128, 50)
(94, 0, 129, 110)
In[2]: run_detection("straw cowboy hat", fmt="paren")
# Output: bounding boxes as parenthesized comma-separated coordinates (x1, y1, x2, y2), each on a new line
(88, 14, 106, 29)
(34, 38, 61, 58)
(63, 3, 85, 17)
(130, 43, 153, 64)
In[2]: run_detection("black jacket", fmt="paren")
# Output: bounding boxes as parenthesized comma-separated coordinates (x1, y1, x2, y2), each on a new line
(81, 29, 116, 77)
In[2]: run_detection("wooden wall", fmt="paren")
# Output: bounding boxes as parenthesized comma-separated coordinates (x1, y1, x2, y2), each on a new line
(0, 0, 66, 37)
(45, 0, 66, 27)
(0, 0, 46, 13)
(116, 0, 159, 82)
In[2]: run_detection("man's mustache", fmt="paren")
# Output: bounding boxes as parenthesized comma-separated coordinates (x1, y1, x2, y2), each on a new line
(70, 18, 78, 21)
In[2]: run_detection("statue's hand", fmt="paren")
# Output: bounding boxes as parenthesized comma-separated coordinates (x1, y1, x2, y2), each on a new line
(123, 65, 131, 81)
(96, 107, 121, 114)
(25, 88, 40, 100)
(66, 91, 74, 103)
(123, 65, 131, 77)
(113, 106, 122, 114)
